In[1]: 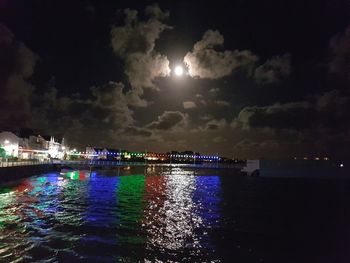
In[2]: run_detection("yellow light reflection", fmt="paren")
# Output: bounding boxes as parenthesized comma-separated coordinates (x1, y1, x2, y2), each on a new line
(144, 168, 203, 252)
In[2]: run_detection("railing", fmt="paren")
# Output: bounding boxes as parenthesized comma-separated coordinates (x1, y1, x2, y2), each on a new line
(0, 160, 52, 168)
(55, 160, 240, 169)
(0, 159, 241, 169)
(55, 160, 147, 166)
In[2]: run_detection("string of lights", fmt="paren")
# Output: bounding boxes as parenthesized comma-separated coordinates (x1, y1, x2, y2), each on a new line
(70, 150, 221, 160)
(19, 148, 221, 160)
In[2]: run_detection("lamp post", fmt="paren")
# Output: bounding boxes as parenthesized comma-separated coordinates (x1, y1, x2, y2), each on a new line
(3, 140, 9, 163)
(144, 149, 147, 165)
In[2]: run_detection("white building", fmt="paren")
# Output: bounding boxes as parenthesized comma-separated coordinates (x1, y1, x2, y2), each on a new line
(85, 147, 109, 159)
(0, 131, 68, 160)
(0, 131, 20, 158)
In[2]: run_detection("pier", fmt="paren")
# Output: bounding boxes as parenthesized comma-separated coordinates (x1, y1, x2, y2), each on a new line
(54, 160, 242, 170)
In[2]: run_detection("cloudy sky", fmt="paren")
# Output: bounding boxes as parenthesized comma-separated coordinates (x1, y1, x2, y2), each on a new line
(0, 0, 350, 159)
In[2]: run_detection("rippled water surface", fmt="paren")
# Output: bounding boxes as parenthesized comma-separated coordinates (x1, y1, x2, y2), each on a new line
(1, 166, 350, 262)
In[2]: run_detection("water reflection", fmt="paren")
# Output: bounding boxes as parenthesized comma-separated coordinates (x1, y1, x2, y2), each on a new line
(0, 167, 222, 262)
(116, 174, 146, 245)
(143, 168, 221, 261)
(86, 172, 117, 226)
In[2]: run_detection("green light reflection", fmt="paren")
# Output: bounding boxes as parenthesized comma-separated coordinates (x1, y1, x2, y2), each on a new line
(116, 174, 146, 245)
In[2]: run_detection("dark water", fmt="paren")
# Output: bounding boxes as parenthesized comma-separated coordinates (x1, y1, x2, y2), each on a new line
(0, 166, 350, 262)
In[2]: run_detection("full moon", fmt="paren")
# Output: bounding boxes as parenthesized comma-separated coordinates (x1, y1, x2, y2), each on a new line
(174, 66, 184, 76)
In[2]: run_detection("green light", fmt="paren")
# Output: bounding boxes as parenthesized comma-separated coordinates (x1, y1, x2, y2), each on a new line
(38, 177, 47, 184)
(0, 187, 17, 230)
(66, 171, 79, 180)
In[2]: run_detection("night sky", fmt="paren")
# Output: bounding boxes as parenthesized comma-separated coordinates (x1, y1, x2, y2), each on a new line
(1, 0, 350, 159)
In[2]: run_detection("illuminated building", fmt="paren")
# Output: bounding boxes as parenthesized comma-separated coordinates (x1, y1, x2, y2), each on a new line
(0, 131, 67, 160)
(0, 131, 20, 157)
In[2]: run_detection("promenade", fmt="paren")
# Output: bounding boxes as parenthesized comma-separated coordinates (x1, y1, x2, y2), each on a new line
(0, 160, 52, 168)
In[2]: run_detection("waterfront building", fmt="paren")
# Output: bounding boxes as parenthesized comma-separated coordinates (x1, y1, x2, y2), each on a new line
(0, 131, 20, 158)
(0, 131, 67, 161)
(85, 147, 121, 160)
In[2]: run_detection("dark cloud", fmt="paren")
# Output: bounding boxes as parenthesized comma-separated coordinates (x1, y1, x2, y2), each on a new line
(212, 136, 227, 143)
(209, 87, 219, 93)
(90, 82, 126, 107)
(144, 3, 170, 20)
(315, 89, 350, 130)
(146, 111, 188, 130)
(233, 139, 286, 159)
(329, 26, 350, 82)
(199, 114, 213, 121)
(124, 126, 152, 137)
(253, 54, 291, 84)
(0, 23, 13, 44)
(233, 102, 317, 130)
(191, 95, 231, 108)
(191, 118, 227, 132)
(204, 118, 227, 130)
(317, 89, 350, 113)
(215, 100, 231, 107)
(0, 23, 38, 128)
(184, 30, 258, 79)
(84, 3, 96, 20)
(235, 139, 260, 150)
(0, 23, 38, 82)
(29, 81, 136, 146)
(231, 90, 350, 158)
(88, 82, 134, 126)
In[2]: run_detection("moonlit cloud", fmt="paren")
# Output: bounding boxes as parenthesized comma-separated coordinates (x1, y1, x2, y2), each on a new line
(184, 30, 258, 79)
(146, 111, 188, 131)
(124, 52, 171, 90)
(183, 101, 197, 109)
(126, 87, 148, 107)
(111, 4, 172, 92)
